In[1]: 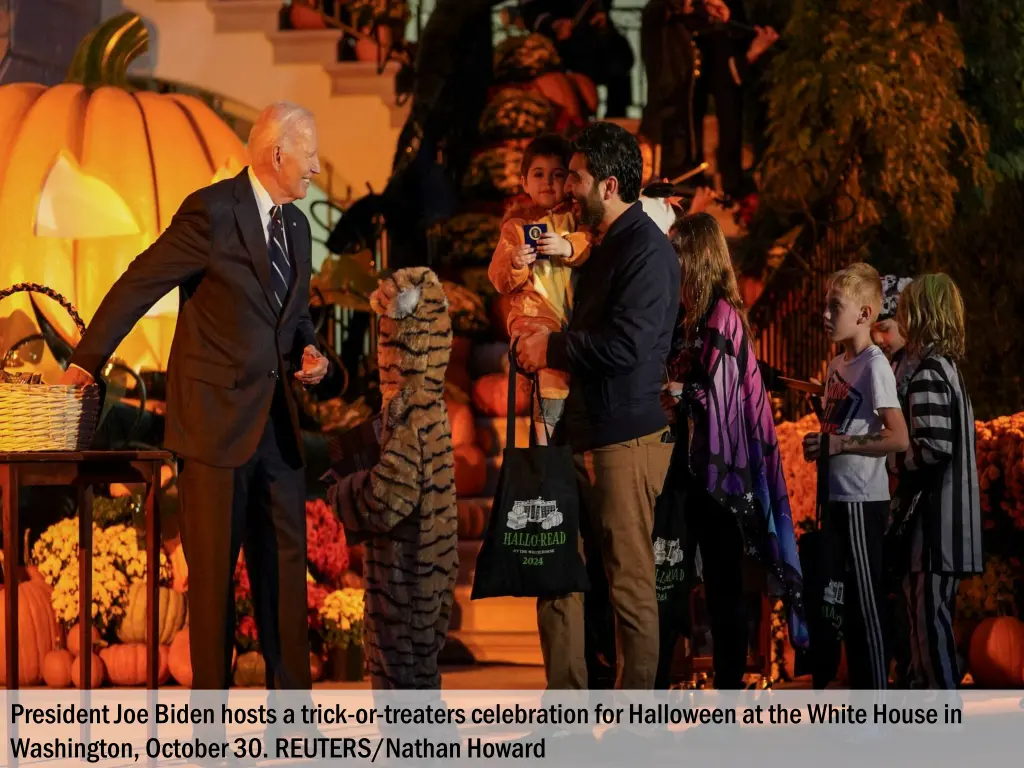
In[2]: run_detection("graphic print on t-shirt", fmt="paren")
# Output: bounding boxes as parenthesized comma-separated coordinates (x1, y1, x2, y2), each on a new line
(822, 370, 863, 435)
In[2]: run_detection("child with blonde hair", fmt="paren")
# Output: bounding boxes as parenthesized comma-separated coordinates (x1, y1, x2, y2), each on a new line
(890, 274, 982, 689)
(803, 262, 909, 689)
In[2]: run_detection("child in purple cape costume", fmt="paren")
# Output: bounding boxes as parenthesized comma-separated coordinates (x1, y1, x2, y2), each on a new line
(669, 298, 809, 653)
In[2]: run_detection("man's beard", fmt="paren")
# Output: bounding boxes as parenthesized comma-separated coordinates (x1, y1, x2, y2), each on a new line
(576, 188, 605, 229)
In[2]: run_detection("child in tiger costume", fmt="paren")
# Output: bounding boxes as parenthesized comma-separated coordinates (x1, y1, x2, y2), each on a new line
(328, 267, 458, 689)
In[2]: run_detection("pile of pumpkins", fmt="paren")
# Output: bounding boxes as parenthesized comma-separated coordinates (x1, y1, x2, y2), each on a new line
(445, 332, 532, 542)
(0, 563, 328, 688)
(14, 574, 188, 688)
(0, 566, 186, 687)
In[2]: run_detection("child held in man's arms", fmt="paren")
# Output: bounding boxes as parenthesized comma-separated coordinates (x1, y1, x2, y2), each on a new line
(803, 262, 909, 690)
(488, 133, 591, 444)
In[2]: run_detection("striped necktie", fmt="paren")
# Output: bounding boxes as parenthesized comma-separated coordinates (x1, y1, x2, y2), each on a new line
(268, 205, 292, 308)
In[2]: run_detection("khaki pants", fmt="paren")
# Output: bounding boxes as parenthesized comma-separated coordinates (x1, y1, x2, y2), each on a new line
(537, 429, 673, 689)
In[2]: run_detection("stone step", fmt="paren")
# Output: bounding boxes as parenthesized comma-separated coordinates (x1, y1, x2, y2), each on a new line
(325, 60, 400, 102)
(207, 0, 281, 35)
(454, 585, 538, 633)
(267, 28, 343, 66)
(324, 60, 410, 128)
(450, 547, 543, 666)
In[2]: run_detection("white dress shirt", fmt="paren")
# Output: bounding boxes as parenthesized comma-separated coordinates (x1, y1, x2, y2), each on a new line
(248, 167, 289, 259)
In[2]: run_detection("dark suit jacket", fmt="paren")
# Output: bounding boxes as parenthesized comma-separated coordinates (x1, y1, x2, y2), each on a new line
(70, 169, 318, 469)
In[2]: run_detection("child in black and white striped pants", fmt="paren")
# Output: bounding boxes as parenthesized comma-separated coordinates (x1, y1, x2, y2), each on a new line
(890, 275, 983, 689)
(803, 263, 910, 689)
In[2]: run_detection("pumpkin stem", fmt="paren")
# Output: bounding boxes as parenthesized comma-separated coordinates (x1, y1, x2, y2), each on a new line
(66, 12, 149, 90)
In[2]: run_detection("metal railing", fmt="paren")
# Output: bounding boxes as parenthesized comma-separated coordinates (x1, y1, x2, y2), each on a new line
(749, 209, 862, 419)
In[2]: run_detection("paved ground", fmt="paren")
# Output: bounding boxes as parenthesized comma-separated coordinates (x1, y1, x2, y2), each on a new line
(315, 663, 548, 690)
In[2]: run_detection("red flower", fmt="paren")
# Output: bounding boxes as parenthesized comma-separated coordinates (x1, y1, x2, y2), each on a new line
(306, 581, 331, 634)
(305, 499, 350, 588)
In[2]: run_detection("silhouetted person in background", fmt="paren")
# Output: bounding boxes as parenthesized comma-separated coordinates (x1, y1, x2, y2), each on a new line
(641, 1, 777, 206)
(517, 0, 635, 118)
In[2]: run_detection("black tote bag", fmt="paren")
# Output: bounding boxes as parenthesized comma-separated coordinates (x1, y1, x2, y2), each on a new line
(653, 405, 700, 688)
(470, 343, 589, 599)
(652, 404, 698, 633)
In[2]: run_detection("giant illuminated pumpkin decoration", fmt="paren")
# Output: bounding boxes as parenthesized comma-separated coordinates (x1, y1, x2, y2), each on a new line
(0, 13, 248, 372)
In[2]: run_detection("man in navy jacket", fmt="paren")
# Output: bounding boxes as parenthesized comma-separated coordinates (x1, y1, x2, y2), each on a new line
(518, 121, 680, 689)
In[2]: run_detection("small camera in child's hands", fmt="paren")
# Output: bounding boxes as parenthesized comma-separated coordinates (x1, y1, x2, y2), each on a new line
(523, 223, 549, 257)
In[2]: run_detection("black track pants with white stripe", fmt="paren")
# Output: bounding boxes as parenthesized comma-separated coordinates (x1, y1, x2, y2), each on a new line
(902, 572, 961, 689)
(821, 501, 890, 689)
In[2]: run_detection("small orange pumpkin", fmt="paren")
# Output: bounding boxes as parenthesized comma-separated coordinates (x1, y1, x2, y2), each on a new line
(969, 616, 1024, 687)
(472, 372, 530, 417)
(447, 399, 476, 448)
(100, 643, 171, 686)
(289, 1, 328, 30)
(454, 444, 487, 497)
(475, 417, 531, 456)
(42, 648, 74, 688)
(457, 499, 491, 539)
(71, 653, 106, 688)
(66, 621, 102, 657)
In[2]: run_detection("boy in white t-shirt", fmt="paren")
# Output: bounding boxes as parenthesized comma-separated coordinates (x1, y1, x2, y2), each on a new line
(803, 262, 909, 689)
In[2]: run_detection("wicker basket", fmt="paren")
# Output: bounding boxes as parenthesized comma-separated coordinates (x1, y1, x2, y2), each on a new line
(0, 283, 100, 452)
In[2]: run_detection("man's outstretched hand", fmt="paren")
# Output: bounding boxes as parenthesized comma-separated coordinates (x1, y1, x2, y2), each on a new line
(57, 365, 95, 387)
(295, 345, 329, 386)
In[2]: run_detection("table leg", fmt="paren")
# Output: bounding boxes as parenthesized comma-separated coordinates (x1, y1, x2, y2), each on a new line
(78, 485, 94, 689)
(146, 461, 160, 689)
(2, 465, 19, 690)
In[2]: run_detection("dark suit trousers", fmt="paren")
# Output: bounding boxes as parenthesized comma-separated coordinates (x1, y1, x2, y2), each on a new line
(179, 386, 311, 690)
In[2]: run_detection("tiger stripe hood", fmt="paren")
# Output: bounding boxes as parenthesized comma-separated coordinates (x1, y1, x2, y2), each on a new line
(370, 267, 452, 408)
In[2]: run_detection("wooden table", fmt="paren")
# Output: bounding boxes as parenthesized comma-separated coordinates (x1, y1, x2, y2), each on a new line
(0, 450, 171, 689)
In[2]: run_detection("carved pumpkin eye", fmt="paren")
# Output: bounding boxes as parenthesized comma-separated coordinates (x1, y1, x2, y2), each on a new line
(35, 153, 141, 239)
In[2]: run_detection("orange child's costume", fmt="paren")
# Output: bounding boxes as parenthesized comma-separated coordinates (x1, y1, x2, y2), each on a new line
(487, 195, 591, 400)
